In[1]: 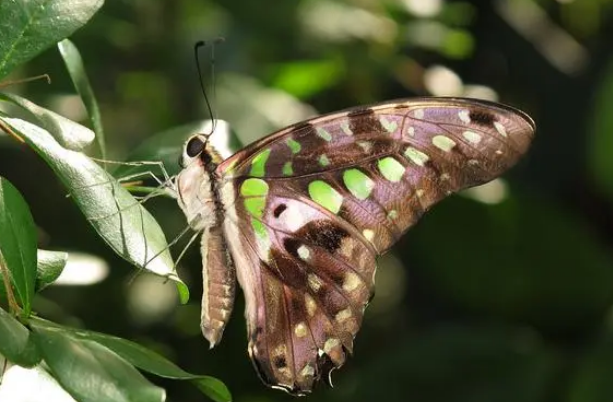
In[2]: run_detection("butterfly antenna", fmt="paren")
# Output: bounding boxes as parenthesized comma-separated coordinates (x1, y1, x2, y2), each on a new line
(194, 38, 225, 139)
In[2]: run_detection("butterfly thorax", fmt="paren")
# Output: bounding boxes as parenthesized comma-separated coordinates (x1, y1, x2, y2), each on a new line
(176, 136, 224, 231)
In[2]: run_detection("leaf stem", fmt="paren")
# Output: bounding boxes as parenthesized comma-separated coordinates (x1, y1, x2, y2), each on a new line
(0, 118, 25, 144)
(0, 251, 21, 316)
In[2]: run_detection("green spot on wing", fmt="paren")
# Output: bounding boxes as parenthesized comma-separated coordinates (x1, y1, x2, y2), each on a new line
(378, 157, 405, 182)
(282, 161, 293, 175)
(316, 127, 332, 142)
(240, 178, 269, 197)
(343, 169, 374, 200)
(318, 154, 330, 167)
(244, 197, 267, 219)
(242, 178, 269, 219)
(308, 180, 343, 214)
(251, 218, 268, 238)
(286, 138, 301, 154)
(250, 149, 271, 177)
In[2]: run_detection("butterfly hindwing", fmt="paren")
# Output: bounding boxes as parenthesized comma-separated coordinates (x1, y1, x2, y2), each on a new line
(223, 182, 376, 394)
(214, 97, 535, 393)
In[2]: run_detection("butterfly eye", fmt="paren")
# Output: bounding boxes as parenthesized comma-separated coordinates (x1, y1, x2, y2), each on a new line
(186, 136, 205, 157)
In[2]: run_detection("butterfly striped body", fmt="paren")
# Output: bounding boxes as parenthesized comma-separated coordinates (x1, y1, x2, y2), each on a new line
(175, 97, 535, 395)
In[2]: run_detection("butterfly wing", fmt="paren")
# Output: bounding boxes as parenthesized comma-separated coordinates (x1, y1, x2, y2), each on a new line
(222, 185, 375, 394)
(217, 97, 535, 393)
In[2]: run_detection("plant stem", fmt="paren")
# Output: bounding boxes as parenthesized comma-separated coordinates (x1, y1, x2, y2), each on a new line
(0, 251, 21, 315)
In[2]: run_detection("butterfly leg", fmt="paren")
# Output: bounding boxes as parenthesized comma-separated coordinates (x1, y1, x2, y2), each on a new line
(71, 159, 173, 195)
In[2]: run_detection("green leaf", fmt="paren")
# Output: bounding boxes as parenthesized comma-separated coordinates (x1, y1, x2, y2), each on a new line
(0, 117, 189, 304)
(58, 39, 106, 158)
(0, 0, 104, 80)
(31, 322, 165, 402)
(270, 59, 344, 98)
(0, 92, 94, 150)
(36, 249, 68, 291)
(190, 377, 232, 402)
(0, 176, 37, 316)
(0, 307, 41, 367)
(67, 328, 232, 402)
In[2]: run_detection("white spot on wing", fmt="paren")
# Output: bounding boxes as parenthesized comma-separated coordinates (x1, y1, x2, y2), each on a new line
(300, 364, 315, 378)
(414, 108, 425, 119)
(307, 274, 322, 291)
(404, 147, 429, 166)
(297, 245, 311, 261)
(494, 121, 507, 137)
(305, 294, 317, 316)
(294, 322, 308, 338)
(340, 121, 353, 136)
(335, 308, 352, 323)
(458, 109, 471, 124)
(357, 141, 373, 153)
(380, 116, 398, 133)
(343, 271, 361, 292)
(432, 135, 456, 152)
(284, 205, 306, 232)
(462, 130, 482, 144)
(324, 338, 341, 354)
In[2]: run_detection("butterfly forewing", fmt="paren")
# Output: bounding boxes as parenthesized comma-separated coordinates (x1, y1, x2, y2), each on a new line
(207, 97, 534, 394)
(220, 98, 534, 251)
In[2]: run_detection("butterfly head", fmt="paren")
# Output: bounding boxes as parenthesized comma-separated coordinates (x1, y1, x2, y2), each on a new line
(179, 133, 222, 169)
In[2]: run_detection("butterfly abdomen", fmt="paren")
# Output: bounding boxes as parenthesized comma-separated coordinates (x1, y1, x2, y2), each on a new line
(200, 225, 236, 347)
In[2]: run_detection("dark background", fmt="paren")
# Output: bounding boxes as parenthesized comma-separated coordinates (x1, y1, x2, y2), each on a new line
(3, 1, 613, 401)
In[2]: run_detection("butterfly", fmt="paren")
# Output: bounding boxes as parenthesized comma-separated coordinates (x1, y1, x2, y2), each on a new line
(173, 97, 535, 395)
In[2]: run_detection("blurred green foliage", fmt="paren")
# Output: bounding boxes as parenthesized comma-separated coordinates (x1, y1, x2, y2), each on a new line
(3, 0, 613, 401)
